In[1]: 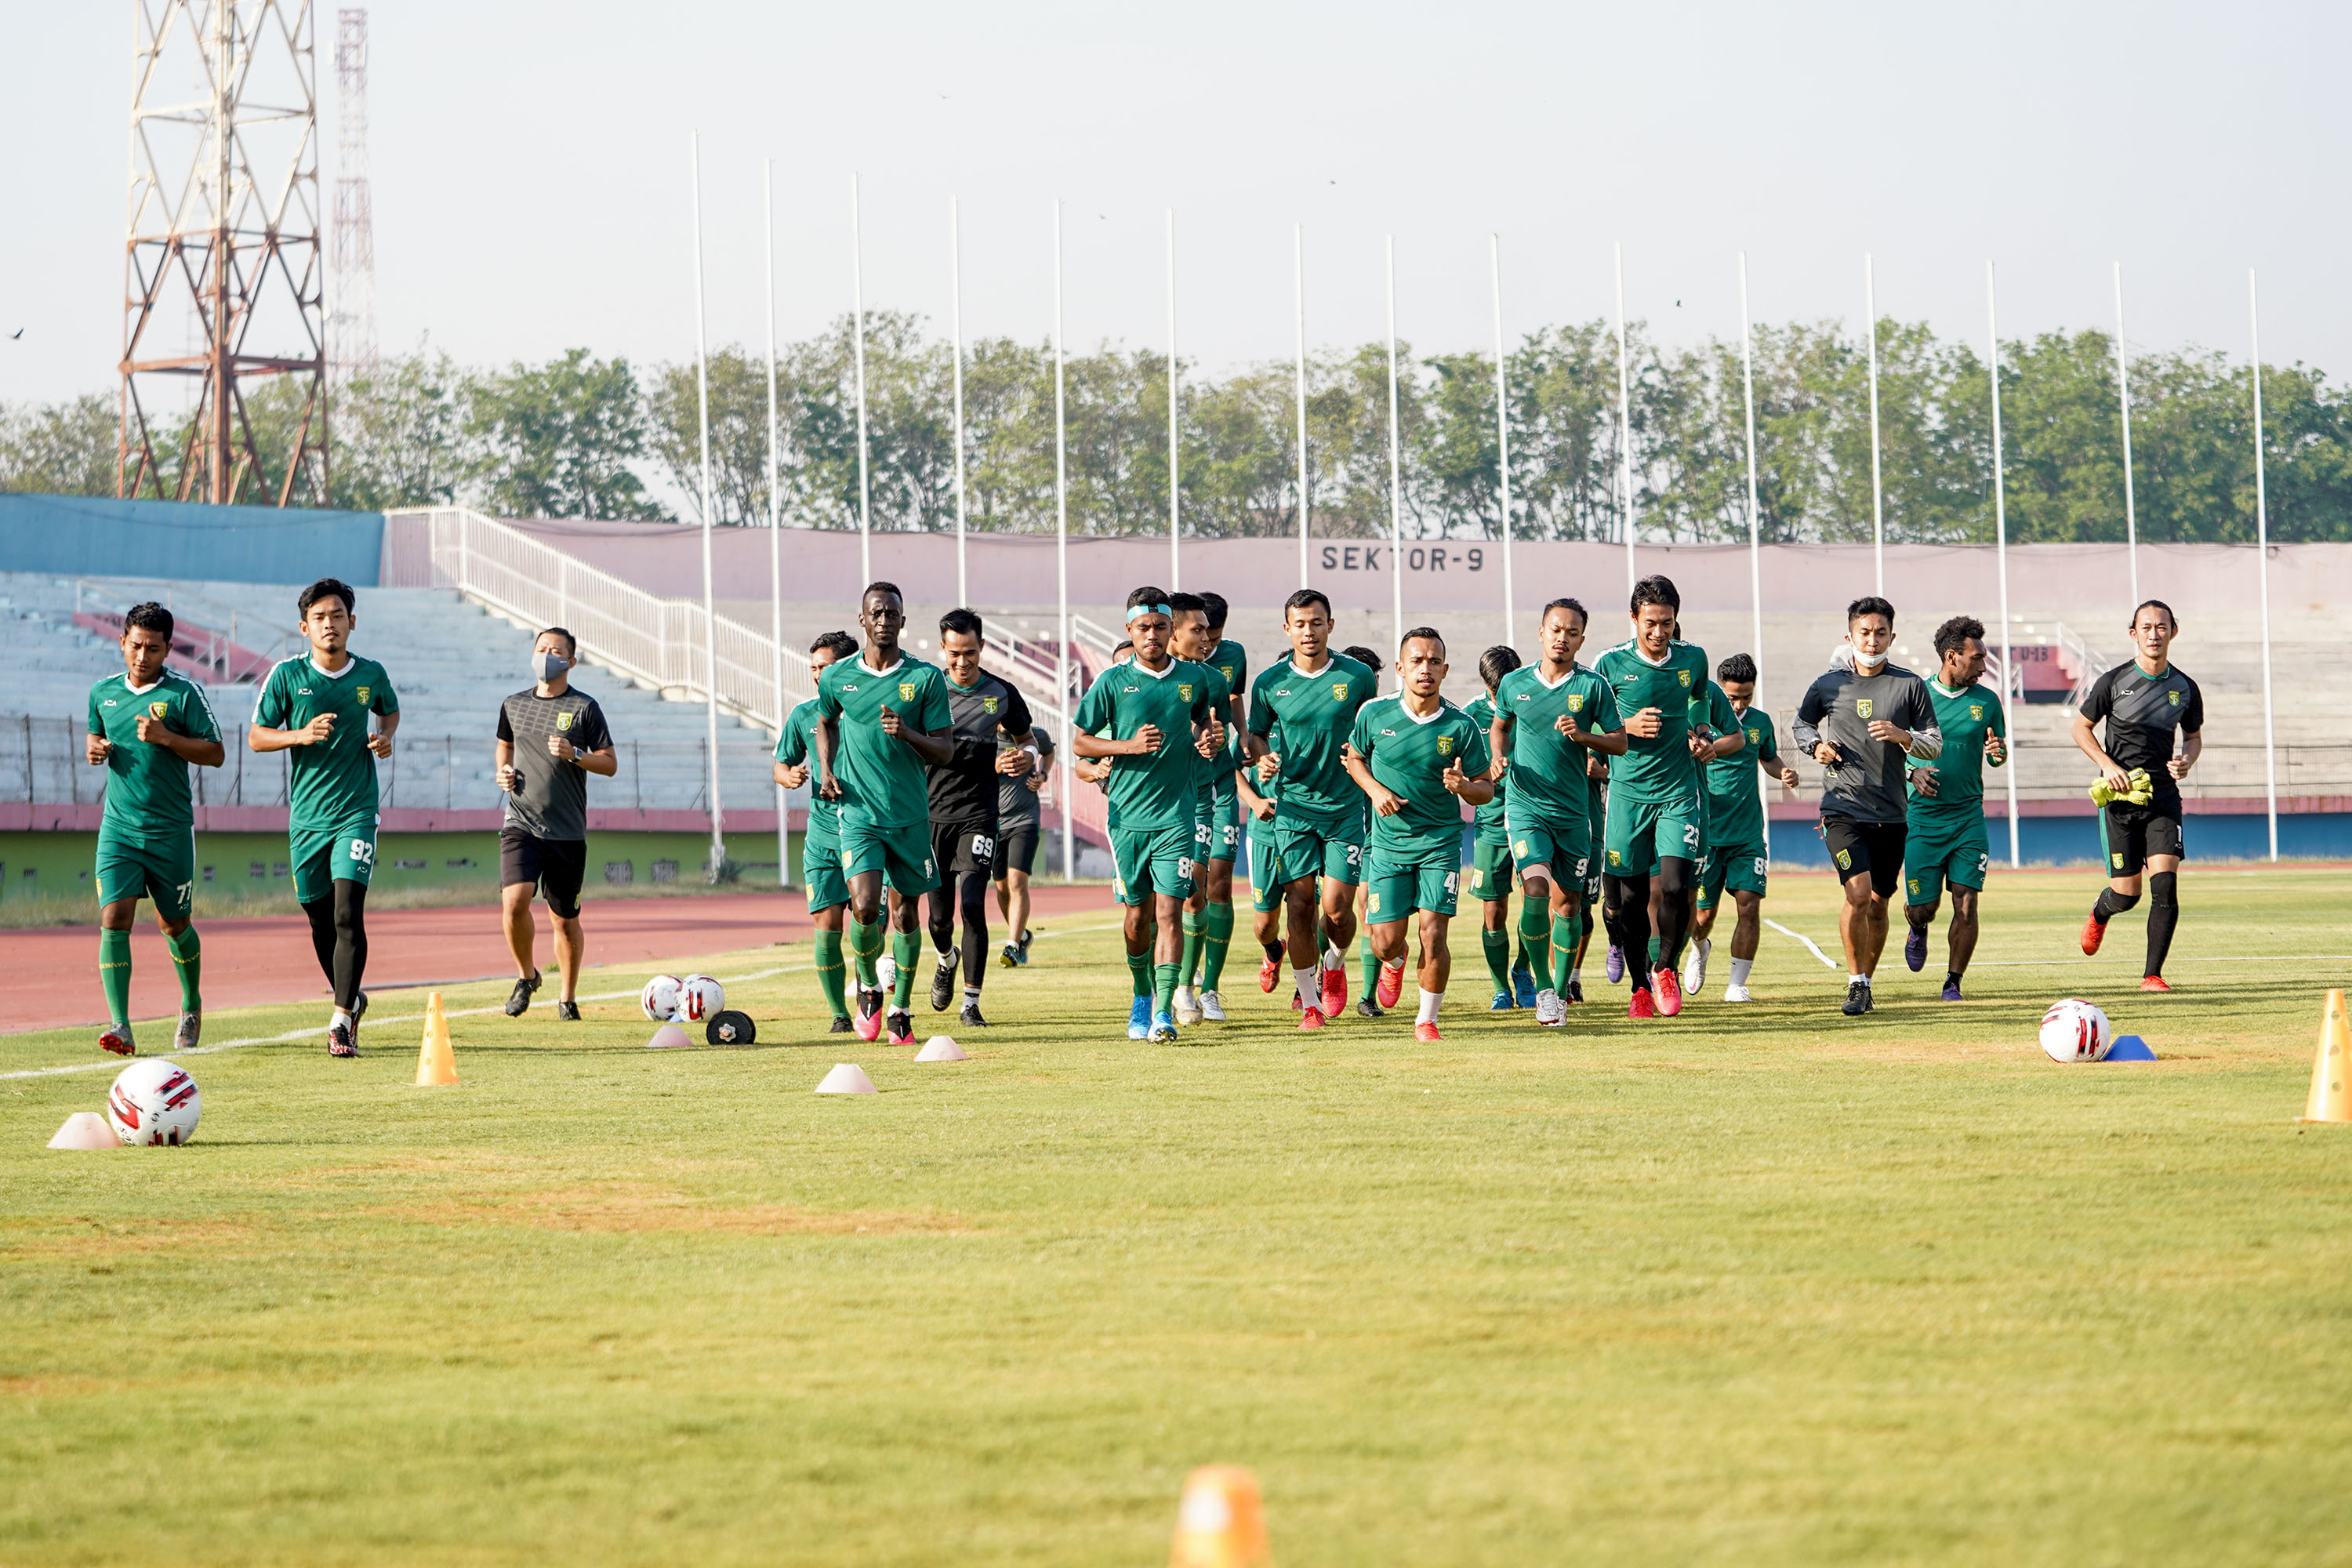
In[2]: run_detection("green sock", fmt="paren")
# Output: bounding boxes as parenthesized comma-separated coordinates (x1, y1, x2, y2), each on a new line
(813, 928, 848, 1018)
(890, 929, 921, 1011)
(99, 928, 132, 1029)
(1359, 932, 1381, 1001)
(1180, 909, 1207, 989)
(1648, 935, 1662, 967)
(1127, 949, 1152, 999)
(1154, 960, 1180, 1015)
(166, 925, 202, 1013)
(850, 914, 884, 988)
(1552, 913, 1578, 996)
(1202, 902, 1234, 991)
(1481, 927, 1512, 996)
(1516, 896, 1551, 986)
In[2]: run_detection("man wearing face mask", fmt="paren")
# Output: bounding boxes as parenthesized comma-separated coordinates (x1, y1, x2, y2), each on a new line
(1792, 596, 1941, 1016)
(496, 627, 618, 1018)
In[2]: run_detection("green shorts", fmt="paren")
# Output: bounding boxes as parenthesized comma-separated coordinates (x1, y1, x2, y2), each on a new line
(1245, 811, 1283, 912)
(1112, 822, 1196, 906)
(802, 822, 849, 913)
(1271, 808, 1364, 889)
(290, 815, 379, 904)
(1506, 809, 1592, 889)
(1465, 837, 1514, 902)
(1366, 848, 1465, 921)
(1904, 813, 1990, 905)
(1602, 790, 1703, 878)
(1694, 839, 1769, 909)
(1194, 789, 1240, 865)
(838, 817, 938, 896)
(94, 826, 196, 921)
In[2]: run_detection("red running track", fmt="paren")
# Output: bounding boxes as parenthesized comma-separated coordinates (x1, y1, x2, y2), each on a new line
(3, 885, 1119, 1037)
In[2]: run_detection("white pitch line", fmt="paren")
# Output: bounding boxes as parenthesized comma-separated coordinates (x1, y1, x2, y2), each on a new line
(2, 916, 1130, 1083)
(1764, 918, 1841, 970)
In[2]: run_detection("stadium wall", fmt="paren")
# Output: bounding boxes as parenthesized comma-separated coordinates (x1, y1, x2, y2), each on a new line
(0, 495, 386, 586)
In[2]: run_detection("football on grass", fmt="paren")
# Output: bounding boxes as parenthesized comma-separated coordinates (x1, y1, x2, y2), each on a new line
(677, 975, 724, 1022)
(640, 975, 684, 1022)
(107, 1058, 201, 1145)
(2039, 998, 2113, 1063)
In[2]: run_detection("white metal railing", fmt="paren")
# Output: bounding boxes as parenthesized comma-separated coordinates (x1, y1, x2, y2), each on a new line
(383, 507, 814, 734)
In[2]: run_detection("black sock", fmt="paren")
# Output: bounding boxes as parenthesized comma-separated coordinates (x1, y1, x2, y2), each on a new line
(1944, 969, 1962, 990)
(303, 895, 336, 985)
(2092, 887, 2140, 924)
(1606, 872, 1653, 991)
(1262, 939, 1284, 962)
(331, 879, 368, 1011)
(1655, 858, 1695, 975)
(2144, 872, 2179, 976)
(959, 873, 990, 988)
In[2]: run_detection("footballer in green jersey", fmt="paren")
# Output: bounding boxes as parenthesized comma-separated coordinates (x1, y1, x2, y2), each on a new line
(1073, 587, 1225, 1042)
(1343, 628, 1494, 1038)
(1902, 617, 2009, 1000)
(247, 578, 401, 1057)
(85, 602, 225, 1058)
(1489, 597, 1624, 1022)
(1588, 575, 1712, 1018)
(1464, 645, 1544, 1011)
(815, 583, 955, 1047)
(1685, 653, 1802, 1004)
(1170, 593, 1241, 1024)
(775, 631, 859, 1030)
(1244, 589, 1378, 1027)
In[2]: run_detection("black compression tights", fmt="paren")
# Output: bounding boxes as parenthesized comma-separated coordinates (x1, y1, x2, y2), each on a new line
(927, 870, 992, 989)
(1603, 858, 1697, 987)
(301, 880, 369, 1011)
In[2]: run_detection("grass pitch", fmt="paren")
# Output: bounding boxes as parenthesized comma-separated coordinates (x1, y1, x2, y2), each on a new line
(5, 866, 2351, 1565)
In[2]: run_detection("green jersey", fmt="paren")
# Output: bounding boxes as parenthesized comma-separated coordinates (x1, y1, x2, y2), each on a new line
(1592, 639, 1711, 807)
(1492, 662, 1621, 822)
(815, 653, 953, 832)
(1247, 652, 1378, 820)
(87, 669, 220, 835)
(1187, 662, 1235, 798)
(1464, 694, 1509, 842)
(254, 654, 399, 831)
(1073, 655, 1218, 833)
(1203, 637, 1249, 724)
(1910, 681, 2008, 813)
(1705, 706, 1779, 848)
(774, 696, 840, 837)
(1349, 696, 1491, 860)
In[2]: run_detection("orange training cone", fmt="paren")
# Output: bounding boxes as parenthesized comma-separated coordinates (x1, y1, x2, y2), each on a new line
(2299, 988, 2351, 1123)
(1170, 1465, 1272, 1568)
(416, 992, 459, 1087)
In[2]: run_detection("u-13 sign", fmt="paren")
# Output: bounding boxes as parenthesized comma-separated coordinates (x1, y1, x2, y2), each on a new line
(1317, 543, 1488, 574)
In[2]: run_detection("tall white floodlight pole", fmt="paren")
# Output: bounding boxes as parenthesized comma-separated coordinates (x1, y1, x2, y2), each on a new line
(1613, 241, 1637, 591)
(851, 174, 873, 586)
(690, 135, 725, 879)
(764, 161, 788, 887)
(1385, 236, 1405, 658)
(1167, 209, 1181, 590)
(2249, 268, 2278, 861)
(2114, 263, 2140, 608)
(1490, 235, 1515, 647)
(1294, 223, 1311, 588)
(1987, 262, 2020, 868)
(1738, 251, 1768, 858)
(950, 198, 969, 608)
(1053, 201, 1074, 878)
(1865, 252, 1886, 595)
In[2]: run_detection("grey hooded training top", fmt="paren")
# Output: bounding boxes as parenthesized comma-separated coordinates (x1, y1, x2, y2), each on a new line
(1791, 662, 1942, 823)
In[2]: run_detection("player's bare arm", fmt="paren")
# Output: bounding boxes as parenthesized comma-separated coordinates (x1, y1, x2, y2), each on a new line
(1073, 723, 1162, 760)
(546, 727, 617, 777)
(367, 708, 401, 759)
(876, 703, 952, 767)
(132, 712, 225, 768)
(1236, 771, 1275, 822)
(1443, 757, 1494, 808)
(2172, 729, 2201, 779)
(1342, 748, 1407, 818)
(812, 715, 842, 800)
(2070, 708, 2132, 791)
(248, 710, 339, 753)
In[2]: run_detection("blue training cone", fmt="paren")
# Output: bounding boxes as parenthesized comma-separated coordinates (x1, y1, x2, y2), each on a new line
(2105, 1033, 2157, 1062)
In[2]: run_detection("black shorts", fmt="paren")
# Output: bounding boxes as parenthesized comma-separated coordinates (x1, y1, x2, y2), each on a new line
(1820, 817, 1905, 899)
(499, 828, 587, 919)
(2100, 800, 2185, 877)
(994, 818, 1042, 880)
(931, 818, 998, 884)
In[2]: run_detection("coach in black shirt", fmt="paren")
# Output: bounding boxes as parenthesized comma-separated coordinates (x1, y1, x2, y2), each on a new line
(926, 608, 1035, 1024)
(495, 626, 616, 1019)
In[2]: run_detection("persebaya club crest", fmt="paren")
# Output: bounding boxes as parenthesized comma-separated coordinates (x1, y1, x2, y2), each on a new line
(1178, 684, 1193, 701)
(1330, 681, 1349, 701)
(148, 701, 168, 718)
(1567, 695, 1584, 713)
(982, 697, 999, 714)
(1969, 704, 1984, 721)
(899, 682, 918, 702)
(1677, 670, 1692, 688)
(356, 686, 372, 703)
(1857, 698, 1875, 719)
(1436, 735, 1454, 756)
(557, 712, 574, 731)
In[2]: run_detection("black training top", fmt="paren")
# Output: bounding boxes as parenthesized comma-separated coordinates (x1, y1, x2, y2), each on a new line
(928, 672, 1033, 826)
(2082, 660, 2204, 810)
(498, 688, 612, 842)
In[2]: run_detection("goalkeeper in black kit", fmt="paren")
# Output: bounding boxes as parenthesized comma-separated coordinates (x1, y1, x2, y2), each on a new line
(2071, 600, 2203, 991)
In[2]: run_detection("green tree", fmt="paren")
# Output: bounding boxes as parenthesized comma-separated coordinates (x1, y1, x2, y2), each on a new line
(0, 393, 118, 497)
(470, 349, 667, 521)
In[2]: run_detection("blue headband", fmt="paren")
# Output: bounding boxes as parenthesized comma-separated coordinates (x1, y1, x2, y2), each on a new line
(1125, 603, 1171, 624)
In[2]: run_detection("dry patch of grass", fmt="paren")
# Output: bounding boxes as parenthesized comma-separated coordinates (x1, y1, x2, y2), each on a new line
(377, 1185, 977, 1237)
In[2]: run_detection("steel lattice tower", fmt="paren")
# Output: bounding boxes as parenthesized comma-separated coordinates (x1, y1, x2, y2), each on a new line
(120, 0, 328, 506)
(328, 7, 376, 383)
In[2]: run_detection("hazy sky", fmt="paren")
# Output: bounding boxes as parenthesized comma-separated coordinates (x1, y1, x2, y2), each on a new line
(5, 0, 2344, 405)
